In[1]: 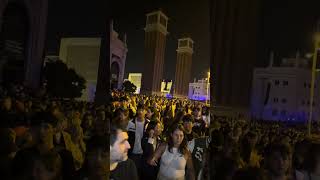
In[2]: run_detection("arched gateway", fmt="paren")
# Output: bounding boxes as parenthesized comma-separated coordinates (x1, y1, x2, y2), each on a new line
(0, 0, 48, 89)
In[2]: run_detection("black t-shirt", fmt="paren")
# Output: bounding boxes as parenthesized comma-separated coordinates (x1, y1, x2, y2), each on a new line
(110, 159, 138, 180)
(185, 131, 199, 142)
(193, 118, 206, 136)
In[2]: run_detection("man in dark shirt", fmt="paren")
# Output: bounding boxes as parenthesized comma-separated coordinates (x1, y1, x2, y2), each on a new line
(12, 112, 75, 180)
(110, 123, 138, 180)
(183, 114, 199, 142)
(187, 136, 210, 179)
(192, 106, 206, 136)
(11, 112, 59, 180)
(75, 135, 110, 180)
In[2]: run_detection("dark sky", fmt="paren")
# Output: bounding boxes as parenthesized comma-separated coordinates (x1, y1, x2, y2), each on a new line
(260, 0, 320, 66)
(112, 0, 210, 81)
(45, 0, 106, 54)
(44, 0, 320, 73)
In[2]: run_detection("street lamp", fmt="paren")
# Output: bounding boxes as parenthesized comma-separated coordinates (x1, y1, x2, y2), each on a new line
(308, 33, 320, 136)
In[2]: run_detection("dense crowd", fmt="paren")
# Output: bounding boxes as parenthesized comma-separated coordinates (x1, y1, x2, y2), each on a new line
(110, 91, 320, 180)
(110, 90, 210, 180)
(2, 84, 320, 180)
(0, 84, 111, 180)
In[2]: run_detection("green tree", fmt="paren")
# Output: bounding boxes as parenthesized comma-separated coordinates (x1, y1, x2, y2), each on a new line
(122, 80, 137, 93)
(44, 60, 86, 98)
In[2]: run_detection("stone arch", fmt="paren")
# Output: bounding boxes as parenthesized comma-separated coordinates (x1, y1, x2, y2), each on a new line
(0, 1, 30, 85)
(0, 0, 47, 89)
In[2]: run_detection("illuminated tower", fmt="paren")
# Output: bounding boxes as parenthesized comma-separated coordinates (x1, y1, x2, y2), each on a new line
(174, 37, 194, 97)
(141, 10, 169, 95)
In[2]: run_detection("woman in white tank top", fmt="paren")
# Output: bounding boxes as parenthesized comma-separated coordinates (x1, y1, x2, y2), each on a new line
(148, 124, 195, 180)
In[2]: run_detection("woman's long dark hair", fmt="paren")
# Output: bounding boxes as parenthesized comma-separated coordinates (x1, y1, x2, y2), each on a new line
(145, 120, 160, 138)
(167, 123, 188, 155)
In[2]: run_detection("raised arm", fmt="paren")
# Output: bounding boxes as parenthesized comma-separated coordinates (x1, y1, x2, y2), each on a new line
(148, 143, 166, 166)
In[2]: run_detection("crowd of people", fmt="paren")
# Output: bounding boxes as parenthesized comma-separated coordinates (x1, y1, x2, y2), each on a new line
(2, 84, 320, 180)
(110, 90, 210, 180)
(0, 84, 111, 180)
(110, 91, 320, 180)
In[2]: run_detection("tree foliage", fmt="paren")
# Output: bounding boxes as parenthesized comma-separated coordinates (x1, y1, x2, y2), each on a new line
(122, 80, 137, 93)
(44, 60, 86, 98)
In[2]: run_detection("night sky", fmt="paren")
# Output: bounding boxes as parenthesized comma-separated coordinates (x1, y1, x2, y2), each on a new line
(44, 0, 320, 76)
(260, 0, 320, 66)
(45, 0, 106, 54)
(111, 0, 210, 81)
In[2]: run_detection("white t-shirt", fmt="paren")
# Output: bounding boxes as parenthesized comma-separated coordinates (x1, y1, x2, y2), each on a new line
(158, 146, 186, 180)
(132, 120, 144, 154)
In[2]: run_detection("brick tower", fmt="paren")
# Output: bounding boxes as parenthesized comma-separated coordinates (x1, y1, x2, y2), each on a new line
(141, 10, 168, 95)
(174, 38, 194, 98)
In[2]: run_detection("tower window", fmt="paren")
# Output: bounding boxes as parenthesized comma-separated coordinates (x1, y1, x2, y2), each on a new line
(272, 109, 278, 116)
(283, 81, 289, 86)
(147, 14, 158, 24)
(281, 110, 286, 116)
(180, 40, 188, 47)
(281, 98, 287, 104)
(160, 16, 166, 27)
(275, 80, 280, 86)
(189, 41, 193, 49)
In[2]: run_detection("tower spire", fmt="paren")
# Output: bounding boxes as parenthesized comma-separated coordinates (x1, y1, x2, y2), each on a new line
(110, 19, 114, 31)
(296, 50, 300, 59)
(295, 50, 300, 67)
(268, 51, 274, 68)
